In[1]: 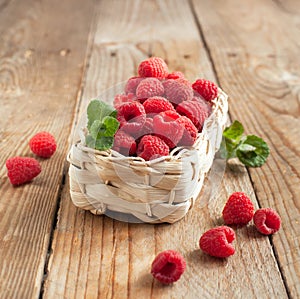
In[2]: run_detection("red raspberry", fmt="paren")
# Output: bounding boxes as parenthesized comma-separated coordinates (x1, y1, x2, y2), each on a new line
(222, 192, 255, 225)
(192, 96, 212, 115)
(167, 71, 185, 80)
(138, 57, 168, 78)
(153, 110, 183, 148)
(177, 116, 198, 146)
(112, 130, 136, 156)
(124, 77, 144, 94)
(176, 77, 192, 87)
(136, 78, 164, 100)
(139, 117, 154, 137)
(199, 226, 236, 258)
(192, 79, 218, 102)
(151, 250, 186, 284)
(113, 93, 136, 109)
(29, 131, 57, 158)
(164, 79, 193, 105)
(143, 96, 175, 115)
(253, 208, 281, 235)
(176, 100, 210, 132)
(6, 156, 41, 185)
(117, 101, 146, 135)
(137, 135, 169, 161)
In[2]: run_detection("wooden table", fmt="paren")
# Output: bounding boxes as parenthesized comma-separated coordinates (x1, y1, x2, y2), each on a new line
(1, 0, 299, 298)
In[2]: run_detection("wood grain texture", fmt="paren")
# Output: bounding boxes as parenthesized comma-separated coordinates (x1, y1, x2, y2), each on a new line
(0, 0, 94, 298)
(44, 0, 288, 298)
(192, 0, 300, 297)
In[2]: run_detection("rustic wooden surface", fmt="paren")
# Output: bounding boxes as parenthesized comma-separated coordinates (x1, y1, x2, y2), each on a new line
(0, 0, 299, 298)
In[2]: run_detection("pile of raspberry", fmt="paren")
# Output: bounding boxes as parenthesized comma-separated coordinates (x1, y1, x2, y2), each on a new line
(112, 57, 218, 161)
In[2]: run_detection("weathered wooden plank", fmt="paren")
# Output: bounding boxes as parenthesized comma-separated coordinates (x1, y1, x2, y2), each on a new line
(44, 0, 288, 298)
(0, 0, 94, 298)
(192, 0, 300, 297)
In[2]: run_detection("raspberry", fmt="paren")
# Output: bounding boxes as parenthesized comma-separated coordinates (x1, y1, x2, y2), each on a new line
(6, 156, 41, 186)
(253, 208, 281, 235)
(176, 100, 210, 132)
(199, 226, 236, 258)
(139, 117, 154, 137)
(192, 96, 212, 115)
(138, 57, 168, 78)
(153, 110, 184, 148)
(124, 77, 144, 94)
(137, 135, 169, 161)
(164, 79, 193, 105)
(222, 192, 255, 225)
(136, 78, 164, 100)
(113, 93, 136, 109)
(167, 71, 185, 80)
(192, 79, 218, 102)
(151, 250, 186, 284)
(177, 116, 198, 146)
(143, 96, 175, 115)
(116, 101, 146, 135)
(112, 130, 136, 156)
(29, 131, 57, 158)
(176, 77, 192, 87)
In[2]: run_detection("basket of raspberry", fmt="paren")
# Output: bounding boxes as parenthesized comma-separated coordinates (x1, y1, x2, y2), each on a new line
(67, 57, 228, 223)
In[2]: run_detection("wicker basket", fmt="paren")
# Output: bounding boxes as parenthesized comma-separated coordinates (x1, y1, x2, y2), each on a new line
(67, 89, 228, 223)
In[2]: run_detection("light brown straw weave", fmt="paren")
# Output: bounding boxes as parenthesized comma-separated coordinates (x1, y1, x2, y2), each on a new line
(67, 89, 228, 223)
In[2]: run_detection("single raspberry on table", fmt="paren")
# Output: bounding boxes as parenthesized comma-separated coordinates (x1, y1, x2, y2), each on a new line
(6, 156, 41, 186)
(253, 208, 281, 235)
(153, 110, 184, 148)
(137, 135, 169, 161)
(192, 79, 218, 102)
(222, 192, 255, 225)
(113, 93, 136, 109)
(177, 116, 198, 146)
(116, 101, 146, 135)
(136, 78, 164, 100)
(163, 79, 193, 105)
(199, 226, 236, 258)
(143, 96, 175, 115)
(112, 130, 136, 156)
(138, 57, 169, 78)
(151, 250, 186, 284)
(167, 71, 185, 80)
(29, 131, 57, 158)
(176, 99, 210, 132)
(124, 77, 144, 94)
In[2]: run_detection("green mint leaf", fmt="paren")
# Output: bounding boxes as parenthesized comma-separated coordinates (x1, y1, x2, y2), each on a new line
(86, 134, 96, 148)
(94, 136, 114, 151)
(90, 117, 119, 139)
(237, 143, 256, 152)
(85, 134, 114, 151)
(87, 99, 117, 130)
(223, 120, 244, 141)
(102, 116, 119, 136)
(236, 135, 270, 167)
(220, 138, 237, 159)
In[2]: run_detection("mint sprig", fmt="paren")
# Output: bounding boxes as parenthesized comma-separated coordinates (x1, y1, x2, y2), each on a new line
(221, 120, 270, 167)
(85, 100, 119, 151)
